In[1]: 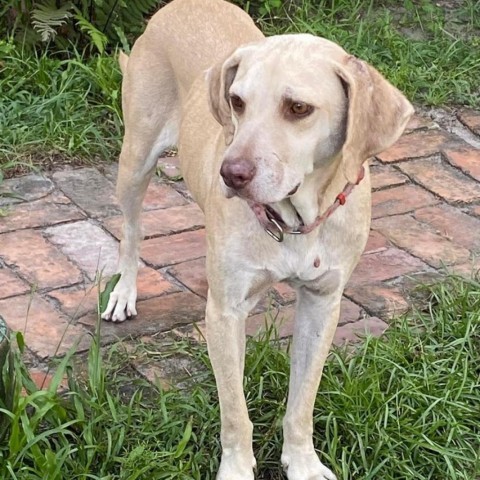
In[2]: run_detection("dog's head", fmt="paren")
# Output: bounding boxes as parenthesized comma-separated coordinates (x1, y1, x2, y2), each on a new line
(207, 34, 413, 204)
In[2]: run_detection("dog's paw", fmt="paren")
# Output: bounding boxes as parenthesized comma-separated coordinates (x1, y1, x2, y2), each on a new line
(281, 451, 337, 480)
(216, 450, 256, 480)
(101, 276, 137, 322)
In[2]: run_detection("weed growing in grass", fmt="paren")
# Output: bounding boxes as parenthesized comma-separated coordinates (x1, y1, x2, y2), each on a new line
(0, 275, 479, 479)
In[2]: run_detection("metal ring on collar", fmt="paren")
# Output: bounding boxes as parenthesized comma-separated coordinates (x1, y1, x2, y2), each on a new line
(264, 217, 284, 242)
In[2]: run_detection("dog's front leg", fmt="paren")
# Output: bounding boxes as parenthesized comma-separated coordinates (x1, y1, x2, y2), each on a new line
(281, 286, 341, 480)
(101, 162, 152, 322)
(206, 293, 256, 480)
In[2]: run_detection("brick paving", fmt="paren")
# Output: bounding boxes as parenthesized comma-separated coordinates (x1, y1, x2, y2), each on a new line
(1, 108, 480, 385)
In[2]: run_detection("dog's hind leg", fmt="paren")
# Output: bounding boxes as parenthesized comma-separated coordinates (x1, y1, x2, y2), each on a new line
(102, 36, 179, 322)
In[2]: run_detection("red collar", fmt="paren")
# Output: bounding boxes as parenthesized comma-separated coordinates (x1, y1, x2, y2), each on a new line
(249, 166, 365, 242)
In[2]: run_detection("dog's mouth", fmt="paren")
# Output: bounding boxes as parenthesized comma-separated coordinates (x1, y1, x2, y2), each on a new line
(247, 166, 366, 242)
(287, 184, 300, 196)
(247, 201, 305, 242)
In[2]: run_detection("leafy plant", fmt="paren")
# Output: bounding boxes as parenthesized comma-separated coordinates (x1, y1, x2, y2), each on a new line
(1, 0, 162, 53)
(31, 1, 73, 42)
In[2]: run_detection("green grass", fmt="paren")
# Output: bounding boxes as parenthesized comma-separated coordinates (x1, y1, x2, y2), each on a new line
(0, 275, 479, 479)
(0, 41, 123, 170)
(260, 0, 480, 107)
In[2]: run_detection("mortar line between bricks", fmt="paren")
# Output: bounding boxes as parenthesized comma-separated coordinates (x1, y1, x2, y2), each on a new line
(48, 172, 90, 211)
(158, 267, 197, 295)
(341, 291, 386, 319)
(43, 283, 99, 319)
(386, 164, 444, 201)
(369, 225, 459, 271)
(404, 125, 438, 135)
(41, 229, 99, 284)
(456, 117, 480, 139)
(40, 207, 127, 281)
(7, 283, 92, 362)
(140, 254, 206, 271)
(439, 149, 480, 184)
(409, 205, 480, 238)
(89, 217, 126, 249)
(142, 224, 205, 241)
(0, 259, 36, 295)
(389, 159, 477, 208)
(164, 179, 195, 203)
(371, 184, 407, 193)
(48, 167, 122, 220)
(0, 214, 90, 235)
(375, 151, 444, 165)
(0, 261, 40, 296)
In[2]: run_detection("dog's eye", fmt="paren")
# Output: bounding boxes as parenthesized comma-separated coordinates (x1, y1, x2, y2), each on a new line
(290, 102, 313, 117)
(230, 95, 245, 113)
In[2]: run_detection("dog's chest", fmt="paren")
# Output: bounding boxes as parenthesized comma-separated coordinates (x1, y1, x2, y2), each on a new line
(268, 241, 340, 294)
(268, 221, 365, 294)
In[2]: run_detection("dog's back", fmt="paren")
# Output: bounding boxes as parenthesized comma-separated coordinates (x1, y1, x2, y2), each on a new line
(133, 0, 263, 101)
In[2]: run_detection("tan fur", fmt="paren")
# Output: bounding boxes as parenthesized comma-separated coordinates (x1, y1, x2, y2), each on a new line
(102, 1, 413, 478)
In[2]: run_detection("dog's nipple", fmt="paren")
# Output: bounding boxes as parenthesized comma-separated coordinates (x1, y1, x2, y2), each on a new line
(314, 256, 320, 268)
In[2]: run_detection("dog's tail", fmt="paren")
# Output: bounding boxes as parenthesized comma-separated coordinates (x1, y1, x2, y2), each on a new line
(118, 50, 129, 75)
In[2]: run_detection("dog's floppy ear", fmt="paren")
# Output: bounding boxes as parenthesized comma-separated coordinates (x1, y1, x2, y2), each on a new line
(207, 51, 244, 145)
(334, 55, 414, 183)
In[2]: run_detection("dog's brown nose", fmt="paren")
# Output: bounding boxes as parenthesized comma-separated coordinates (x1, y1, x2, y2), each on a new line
(220, 158, 256, 190)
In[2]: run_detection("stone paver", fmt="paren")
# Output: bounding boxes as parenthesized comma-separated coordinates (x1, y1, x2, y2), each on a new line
(104, 203, 204, 239)
(167, 258, 208, 298)
(344, 284, 409, 317)
(399, 155, 480, 203)
(370, 165, 408, 190)
(372, 184, 439, 219)
(0, 174, 54, 206)
(376, 130, 456, 163)
(349, 247, 429, 285)
(0, 107, 479, 385)
(53, 168, 121, 218)
(458, 108, 480, 135)
(373, 214, 471, 268)
(0, 191, 84, 233)
(0, 267, 31, 299)
(140, 229, 206, 267)
(78, 292, 206, 344)
(143, 178, 188, 211)
(413, 204, 480, 253)
(333, 317, 388, 345)
(0, 294, 90, 358)
(0, 229, 83, 289)
(443, 147, 480, 181)
(45, 221, 120, 281)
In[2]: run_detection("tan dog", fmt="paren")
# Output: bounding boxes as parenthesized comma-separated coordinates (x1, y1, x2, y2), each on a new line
(102, 0, 413, 478)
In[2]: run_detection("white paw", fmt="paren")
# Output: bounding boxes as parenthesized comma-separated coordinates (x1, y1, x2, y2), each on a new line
(216, 450, 256, 480)
(282, 451, 337, 480)
(101, 276, 137, 322)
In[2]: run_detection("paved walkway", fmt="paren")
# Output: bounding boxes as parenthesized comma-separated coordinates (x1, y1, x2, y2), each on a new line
(1, 107, 479, 383)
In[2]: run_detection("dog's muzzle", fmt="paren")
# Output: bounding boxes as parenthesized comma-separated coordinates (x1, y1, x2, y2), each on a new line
(249, 166, 365, 242)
